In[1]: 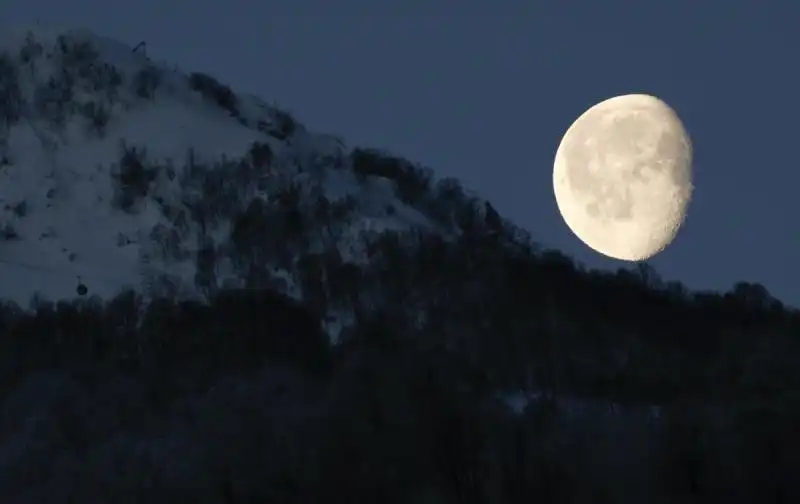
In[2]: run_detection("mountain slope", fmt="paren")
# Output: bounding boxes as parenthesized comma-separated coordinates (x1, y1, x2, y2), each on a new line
(0, 27, 466, 321)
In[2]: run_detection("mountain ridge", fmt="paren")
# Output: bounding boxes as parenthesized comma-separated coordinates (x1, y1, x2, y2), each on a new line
(0, 27, 461, 317)
(0, 25, 794, 347)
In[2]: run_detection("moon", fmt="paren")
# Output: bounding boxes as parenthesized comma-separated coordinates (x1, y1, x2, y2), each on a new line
(552, 94, 693, 261)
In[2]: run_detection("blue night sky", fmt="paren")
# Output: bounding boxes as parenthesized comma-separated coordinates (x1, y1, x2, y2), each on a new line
(2, 1, 798, 305)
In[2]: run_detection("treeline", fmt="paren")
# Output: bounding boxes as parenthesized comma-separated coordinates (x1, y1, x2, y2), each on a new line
(0, 288, 799, 503)
(111, 131, 800, 404)
(114, 135, 800, 408)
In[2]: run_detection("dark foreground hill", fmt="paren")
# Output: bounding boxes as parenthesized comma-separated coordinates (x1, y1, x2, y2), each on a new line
(0, 258, 798, 503)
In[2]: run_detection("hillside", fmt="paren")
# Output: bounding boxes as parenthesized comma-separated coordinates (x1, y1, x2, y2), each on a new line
(0, 27, 442, 316)
(0, 27, 799, 503)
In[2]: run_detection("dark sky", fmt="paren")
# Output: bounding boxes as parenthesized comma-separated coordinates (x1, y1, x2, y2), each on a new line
(3, 1, 799, 305)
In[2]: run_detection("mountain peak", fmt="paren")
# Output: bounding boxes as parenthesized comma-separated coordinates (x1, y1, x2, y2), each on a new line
(0, 27, 503, 331)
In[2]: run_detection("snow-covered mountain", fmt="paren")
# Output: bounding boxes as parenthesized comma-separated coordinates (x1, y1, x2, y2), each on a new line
(0, 27, 484, 322)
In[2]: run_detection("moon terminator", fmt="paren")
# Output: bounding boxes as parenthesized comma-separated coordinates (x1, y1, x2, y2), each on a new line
(553, 94, 693, 261)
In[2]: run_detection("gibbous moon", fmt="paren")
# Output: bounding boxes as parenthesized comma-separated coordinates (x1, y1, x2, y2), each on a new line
(553, 94, 693, 261)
